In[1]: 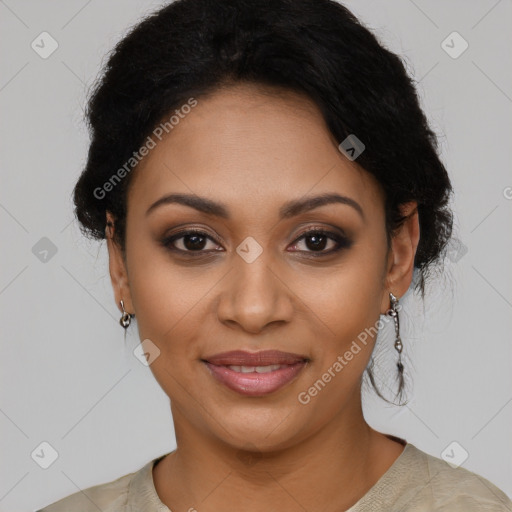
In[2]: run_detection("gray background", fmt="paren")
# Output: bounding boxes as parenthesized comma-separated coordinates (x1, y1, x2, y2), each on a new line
(1, 0, 511, 510)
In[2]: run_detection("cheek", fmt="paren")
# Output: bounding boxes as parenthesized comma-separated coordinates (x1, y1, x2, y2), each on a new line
(300, 255, 384, 346)
(126, 253, 209, 402)
(294, 251, 386, 394)
(125, 235, 229, 389)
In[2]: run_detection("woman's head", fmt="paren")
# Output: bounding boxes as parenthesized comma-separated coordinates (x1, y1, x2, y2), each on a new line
(74, 0, 453, 448)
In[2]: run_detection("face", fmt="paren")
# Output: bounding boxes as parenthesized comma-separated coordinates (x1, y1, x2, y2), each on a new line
(106, 83, 419, 453)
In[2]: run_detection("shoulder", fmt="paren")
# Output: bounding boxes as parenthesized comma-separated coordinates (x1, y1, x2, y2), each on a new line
(36, 464, 140, 512)
(403, 444, 512, 511)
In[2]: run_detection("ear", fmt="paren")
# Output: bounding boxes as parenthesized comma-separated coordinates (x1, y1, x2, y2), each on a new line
(105, 211, 134, 315)
(380, 201, 420, 314)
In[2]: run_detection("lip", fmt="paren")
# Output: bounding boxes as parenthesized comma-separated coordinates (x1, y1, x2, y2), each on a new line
(202, 350, 309, 397)
(203, 350, 309, 366)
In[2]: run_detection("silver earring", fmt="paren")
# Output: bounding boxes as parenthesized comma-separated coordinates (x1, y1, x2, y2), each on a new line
(386, 292, 404, 396)
(119, 299, 133, 329)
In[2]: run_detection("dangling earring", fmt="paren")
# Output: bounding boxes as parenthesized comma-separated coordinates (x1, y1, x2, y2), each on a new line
(386, 292, 405, 398)
(119, 299, 133, 329)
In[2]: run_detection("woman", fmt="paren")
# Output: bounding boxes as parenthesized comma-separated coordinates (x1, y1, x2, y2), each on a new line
(38, 0, 512, 510)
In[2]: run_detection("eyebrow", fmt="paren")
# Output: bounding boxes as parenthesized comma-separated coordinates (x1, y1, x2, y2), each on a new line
(145, 192, 364, 221)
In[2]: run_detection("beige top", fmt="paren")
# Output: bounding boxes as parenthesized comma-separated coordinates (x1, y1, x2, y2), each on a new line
(37, 442, 512, 511)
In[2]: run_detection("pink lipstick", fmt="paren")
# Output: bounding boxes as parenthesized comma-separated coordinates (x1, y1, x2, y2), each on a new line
(202, 350, 308, 396)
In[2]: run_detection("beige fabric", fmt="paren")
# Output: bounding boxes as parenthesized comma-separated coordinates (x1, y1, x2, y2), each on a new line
(38, 442, 512, 511)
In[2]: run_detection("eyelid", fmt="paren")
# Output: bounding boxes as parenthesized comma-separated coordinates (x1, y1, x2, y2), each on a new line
(162, 225, 224, 244)
(292, 224, 347, 240)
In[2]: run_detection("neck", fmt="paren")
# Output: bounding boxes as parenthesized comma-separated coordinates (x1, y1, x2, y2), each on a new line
(153, 398, 404, 511)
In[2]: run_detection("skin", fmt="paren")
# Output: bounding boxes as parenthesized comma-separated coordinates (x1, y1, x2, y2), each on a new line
(106, 82, 419, 511)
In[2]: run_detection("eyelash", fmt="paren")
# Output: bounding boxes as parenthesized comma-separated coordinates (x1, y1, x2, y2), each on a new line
(161, 228, 352, 257)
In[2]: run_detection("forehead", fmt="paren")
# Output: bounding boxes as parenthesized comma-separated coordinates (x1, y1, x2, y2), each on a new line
(127, 83, 384, 220)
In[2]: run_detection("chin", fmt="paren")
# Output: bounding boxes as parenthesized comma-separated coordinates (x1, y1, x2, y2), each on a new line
(208, 404, 311, 454)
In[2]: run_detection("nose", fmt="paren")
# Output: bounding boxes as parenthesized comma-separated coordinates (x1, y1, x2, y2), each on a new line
(215, 252, 294, 334)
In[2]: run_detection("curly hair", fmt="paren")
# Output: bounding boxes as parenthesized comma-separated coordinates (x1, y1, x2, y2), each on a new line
(73, 0, 454, 401)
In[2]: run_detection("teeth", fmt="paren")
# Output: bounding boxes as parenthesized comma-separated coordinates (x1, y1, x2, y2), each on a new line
(255, 364, 282, 373)
(227, 364, 282, 373)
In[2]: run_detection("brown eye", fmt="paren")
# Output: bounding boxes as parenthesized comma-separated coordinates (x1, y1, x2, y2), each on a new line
(161, 228, 352, 257)
(289, 229, 352, 256)
(162, 229, 221, 253)
(302, 232, 331, 251)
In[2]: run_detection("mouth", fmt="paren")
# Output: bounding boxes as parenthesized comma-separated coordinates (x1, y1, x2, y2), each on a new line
(202, 350, 309, 397)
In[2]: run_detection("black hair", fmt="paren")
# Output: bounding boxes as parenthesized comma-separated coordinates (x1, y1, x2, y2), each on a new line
(73, 0, 454, 403)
